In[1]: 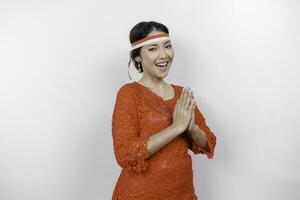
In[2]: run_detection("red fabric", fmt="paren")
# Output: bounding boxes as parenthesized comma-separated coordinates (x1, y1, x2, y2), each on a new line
(111, 82, 217, 200)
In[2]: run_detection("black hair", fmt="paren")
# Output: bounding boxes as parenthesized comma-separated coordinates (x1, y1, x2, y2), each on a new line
(129, 21, 169, 73)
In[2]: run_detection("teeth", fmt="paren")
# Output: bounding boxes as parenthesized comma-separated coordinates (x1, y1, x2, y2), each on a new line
(156, 62, 168, 67)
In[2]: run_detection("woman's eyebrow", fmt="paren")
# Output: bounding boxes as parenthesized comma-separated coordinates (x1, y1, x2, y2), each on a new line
(147, 40, 171, 47)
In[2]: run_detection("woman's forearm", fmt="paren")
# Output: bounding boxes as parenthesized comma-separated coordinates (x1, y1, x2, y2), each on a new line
(146, 125, 181, 158)
(188, 125, 210, 151)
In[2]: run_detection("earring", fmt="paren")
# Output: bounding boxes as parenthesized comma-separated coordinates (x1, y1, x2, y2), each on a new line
(138, 63, 142, 72)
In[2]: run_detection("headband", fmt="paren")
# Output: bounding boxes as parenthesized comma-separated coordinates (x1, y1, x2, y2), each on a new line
(130, 33, 170, 50)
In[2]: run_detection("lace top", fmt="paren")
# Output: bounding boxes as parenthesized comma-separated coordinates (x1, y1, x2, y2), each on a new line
(111, 82, 217, 200)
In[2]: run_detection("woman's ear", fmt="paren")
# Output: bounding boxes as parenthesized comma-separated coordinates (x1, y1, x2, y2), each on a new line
(135, 56, 141, 63)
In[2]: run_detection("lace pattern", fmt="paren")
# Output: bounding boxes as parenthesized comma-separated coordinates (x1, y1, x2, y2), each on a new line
(111, 83, 217, 199)
(112, 84, 150, 174)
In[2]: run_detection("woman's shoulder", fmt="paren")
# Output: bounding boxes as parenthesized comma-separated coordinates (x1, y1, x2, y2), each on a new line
(117, 82, 137, 92)
(113, 82, 131, 97)
(171, 83, 184, 92)
(115, 82, 141, 99)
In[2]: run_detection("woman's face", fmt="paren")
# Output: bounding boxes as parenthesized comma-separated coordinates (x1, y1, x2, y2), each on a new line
(136, 30, 174, 79)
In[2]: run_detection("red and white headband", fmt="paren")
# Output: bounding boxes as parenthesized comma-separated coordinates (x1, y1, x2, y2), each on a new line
(130, 33, 170, 50)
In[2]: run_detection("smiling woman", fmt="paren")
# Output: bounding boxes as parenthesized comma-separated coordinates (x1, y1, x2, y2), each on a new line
(128, 22, 174, 77)
(111, 21, 217, 200)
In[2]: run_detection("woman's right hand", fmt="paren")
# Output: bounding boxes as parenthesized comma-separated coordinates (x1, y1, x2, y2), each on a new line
(172, 87, 196, 134)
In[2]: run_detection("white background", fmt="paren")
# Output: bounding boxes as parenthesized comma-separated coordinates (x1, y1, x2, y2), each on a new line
(0, 0, 299, 199)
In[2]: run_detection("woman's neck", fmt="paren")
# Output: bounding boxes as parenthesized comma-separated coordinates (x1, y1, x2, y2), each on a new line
(138, 77, 167, 89)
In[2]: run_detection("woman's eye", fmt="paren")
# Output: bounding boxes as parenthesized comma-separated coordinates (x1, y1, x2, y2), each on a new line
(149, 48, 156, 51)
(166, 44, 172, 48)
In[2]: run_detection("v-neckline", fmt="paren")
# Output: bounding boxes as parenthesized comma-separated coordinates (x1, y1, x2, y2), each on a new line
(134, 81, 177, 102)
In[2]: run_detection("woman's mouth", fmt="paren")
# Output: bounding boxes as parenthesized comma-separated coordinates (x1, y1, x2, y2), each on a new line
(155, 61, 168, 69)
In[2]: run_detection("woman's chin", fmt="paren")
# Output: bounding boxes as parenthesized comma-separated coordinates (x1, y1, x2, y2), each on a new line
(156, 68, 170, 78)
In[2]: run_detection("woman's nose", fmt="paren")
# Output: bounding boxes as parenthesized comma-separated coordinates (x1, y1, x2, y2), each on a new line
(158, 47, 168, 58)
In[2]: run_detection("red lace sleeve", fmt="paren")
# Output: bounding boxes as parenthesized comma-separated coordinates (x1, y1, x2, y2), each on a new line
(188, 105, 217, 159)
(112, 84, 150, 174)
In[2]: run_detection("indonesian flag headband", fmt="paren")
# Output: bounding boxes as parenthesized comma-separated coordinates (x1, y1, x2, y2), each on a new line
(127, 33, 170, 80)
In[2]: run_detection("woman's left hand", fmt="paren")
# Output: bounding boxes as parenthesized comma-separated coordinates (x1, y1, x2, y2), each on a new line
(187, 106, 196, 132)
(187, 91, 197, 132)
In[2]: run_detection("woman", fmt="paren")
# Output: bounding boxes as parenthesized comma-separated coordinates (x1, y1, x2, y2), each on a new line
(111, 21, 217, 200)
